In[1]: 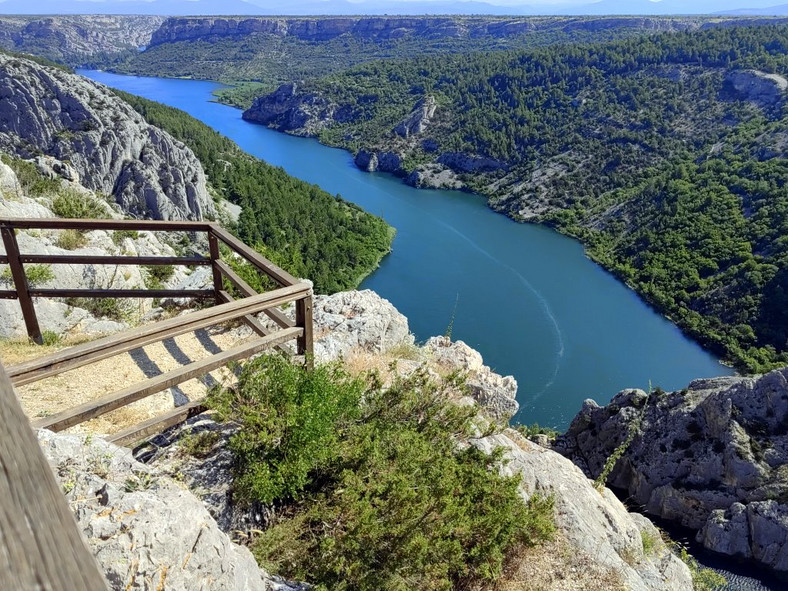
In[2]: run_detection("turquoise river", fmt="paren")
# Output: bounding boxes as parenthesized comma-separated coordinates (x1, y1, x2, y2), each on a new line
(81, 69, 734, 431)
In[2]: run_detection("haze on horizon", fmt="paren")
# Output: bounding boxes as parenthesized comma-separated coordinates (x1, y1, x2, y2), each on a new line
(3, 0, 788, 16)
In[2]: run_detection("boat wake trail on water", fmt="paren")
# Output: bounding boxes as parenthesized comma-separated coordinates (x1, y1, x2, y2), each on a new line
(434, 219, 565, 399)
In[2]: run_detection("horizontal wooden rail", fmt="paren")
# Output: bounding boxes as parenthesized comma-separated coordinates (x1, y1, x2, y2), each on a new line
(107, 400, 206, 447)
(0, 218, 210, 232)
(216, 259, 294, 329)
(28, 288, 212, 299)
(8, 283, 311, 386)
(0, 290, 16, 300)
(209, 225, 299, 287)
(19, 254, 211, 266)
(33, 326, 302, 433)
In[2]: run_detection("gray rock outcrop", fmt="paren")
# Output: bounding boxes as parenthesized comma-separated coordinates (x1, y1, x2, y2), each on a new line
(437, 151, 508, 174)
(353, 149, 402, 173)
(424, 335, 518, 420)
(0, 53, 213, 220)
(724, 69, 787, 106)
(475, 431, 692, 591)
(393, 95, 436, 138)
(311, 289, 414, 361)
(0, 16, 166, 64)
(38, 429, 299, 591)
(149, 16, 788, 48)
(243, 82, 355, 136)
(556, 368, 788, 574)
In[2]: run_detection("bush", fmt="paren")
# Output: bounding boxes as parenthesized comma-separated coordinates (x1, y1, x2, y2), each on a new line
(143, 264, 175, 289)
(209, 356, 365, 504)
(56, 229, 88, 250)
(208, 358, 554, 590)
(0, 154, 60, 196)
(51, 189, 108, 219)
(65, 297, 125, 321)
(111, 229, 140, 246)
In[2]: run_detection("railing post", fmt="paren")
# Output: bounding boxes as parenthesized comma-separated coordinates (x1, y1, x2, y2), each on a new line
(1, 224, 42, 344)
(296, 291, 314, 368)
(207, 226, 223, 305)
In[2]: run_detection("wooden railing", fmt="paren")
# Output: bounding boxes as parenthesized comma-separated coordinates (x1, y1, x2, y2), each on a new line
(0, 217, 314, 445)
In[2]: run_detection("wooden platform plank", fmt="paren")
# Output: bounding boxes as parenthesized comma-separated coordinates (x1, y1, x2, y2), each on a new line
(8, 283, 309, 386)
(32, 327, 302, 432)
(105, 401, 207, 447)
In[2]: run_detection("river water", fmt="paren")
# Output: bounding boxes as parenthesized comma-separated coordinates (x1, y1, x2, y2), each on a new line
(81, 69, 734, 429)
(79, 69, 778, 590)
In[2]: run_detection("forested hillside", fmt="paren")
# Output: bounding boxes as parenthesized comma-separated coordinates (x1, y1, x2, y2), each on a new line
(97, 16, 730, 108)
(245, 25, 788, 371)
(114, 90, 393, 293)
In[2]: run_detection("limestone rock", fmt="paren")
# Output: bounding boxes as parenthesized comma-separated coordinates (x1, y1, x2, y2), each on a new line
(354, 149, 378, 172)
(311, 289, 414, 361)
(243, 82, 355, 136)
(557, 368, 788, 574)
(37, 429, 300, 591)
(724, 70, 787, 106)
(0, 16, 166, 63)
(405, 163, 462, 190)
(437, 151, 508, 174)
(474, 431, 692, 591)
(0, 53, 213, 220)
(424, 335, 518, 420)
(393, 95, 436, 138)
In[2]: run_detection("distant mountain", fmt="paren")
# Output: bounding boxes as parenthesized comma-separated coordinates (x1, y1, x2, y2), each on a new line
(719, 4, 788, 15)
(0, 0, 786, 16)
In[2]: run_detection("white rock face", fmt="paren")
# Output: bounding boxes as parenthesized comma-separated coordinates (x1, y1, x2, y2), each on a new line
(474, 431, 693, 591)
(424, 335, 518, 420)
(37, 429, 300, 591)
(0, 53, 213, 220)
(312, 289, 414, 361)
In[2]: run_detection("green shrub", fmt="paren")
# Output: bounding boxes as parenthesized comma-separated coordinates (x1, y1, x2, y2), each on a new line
(51, 189, 108, 219)
(143, 264, 175, 289)
(208, 358, 554, 590)
(111, 229, 140, 246)
(41, 330, 61, 346)
(0, 154, 60, 196)
(516, 422, 561, 440)
(65, 297, 125, 321)
(209, 356, 365, 504)
(20, 265, 55, 287)
(56, 229, 88, 250)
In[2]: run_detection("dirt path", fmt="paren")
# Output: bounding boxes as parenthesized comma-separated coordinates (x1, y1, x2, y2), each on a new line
(0, 325, 253, 436)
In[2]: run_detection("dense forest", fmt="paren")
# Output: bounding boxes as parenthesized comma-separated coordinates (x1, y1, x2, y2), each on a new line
(244, 25, 788, 372)
(114, 90, 393, 293)
(96, 20, 680, 108)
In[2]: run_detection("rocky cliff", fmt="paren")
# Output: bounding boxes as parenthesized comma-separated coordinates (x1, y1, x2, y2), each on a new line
(0, 53, 213, 220)
(149, 15, 788, 47)
(0, 16, 165, 64)
(556, 370, 788, 575)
